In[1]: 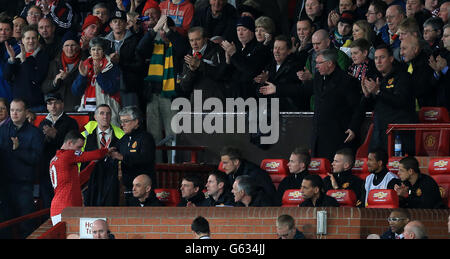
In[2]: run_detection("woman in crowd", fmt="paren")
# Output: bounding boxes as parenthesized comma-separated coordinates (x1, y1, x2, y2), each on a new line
(71, 37, 121, 125)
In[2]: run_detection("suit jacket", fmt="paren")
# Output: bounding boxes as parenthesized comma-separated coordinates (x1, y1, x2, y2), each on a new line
(303, 67, 364, 162)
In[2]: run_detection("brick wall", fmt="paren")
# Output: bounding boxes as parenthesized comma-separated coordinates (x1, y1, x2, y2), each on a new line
(52, 207, 449, 239)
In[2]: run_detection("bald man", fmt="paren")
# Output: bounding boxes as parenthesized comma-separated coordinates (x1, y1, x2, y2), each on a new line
(92, 219, 114, 239)
(438, 2, 450, 24)
(403, 220, 428, 239)
(298, 29, 351, 81)
(128, 174, 163, 207)
(400, 36, 437, 107)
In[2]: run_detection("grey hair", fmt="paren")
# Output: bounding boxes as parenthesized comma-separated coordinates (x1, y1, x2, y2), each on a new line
(423, 17, 444, 32)
(89, 37, 107, 50)
(94, 104, 111, 115)
(317, 48, 338, 64)
(119, 106, 143, 122)
(235, 175, 256, 196)
(255, 16, 275, 35)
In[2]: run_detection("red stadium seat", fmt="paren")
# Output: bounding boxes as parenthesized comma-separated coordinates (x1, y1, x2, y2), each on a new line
(281, 189, 304, 207)
(352, 158, 370, 180)
(415, 107, 450, 156)
(387, 157, 402, 174)
(218, 161, 225, 173)
(326, 189, 357, 207)
(33, 113, 90, 132)
(308, 158, 330, 178)
(366, 189, 399, 208)
(154, 188, 181, 207)
(428, 157, 450, 208)
(355, 123, 374, 159)
(260, 159, 289, 189)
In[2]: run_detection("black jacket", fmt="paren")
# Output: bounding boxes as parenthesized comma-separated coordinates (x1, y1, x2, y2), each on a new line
(299, 193, 340, 207)
(38, 113, 79, 180)
(180, 41, 228, 102)
(177, 191, 206, 207)
(105, 30, 145, 93)
(436, 49, 450, 111)
(303, 67, 364, 161)
(228, 159, 277, 205)
(323, 169, 364, 201)
(227, 38, 272, 98)
(83, 125, 122, 206)
(4, 48, 50, 109)
(127, 191, 164, 207)
(276, 170, 310, 206)
(115, 126, 156, 190)
(191, 3, 238, 42)
(235, 186, 275, 207)
(401, 49, 438, 108)
(260, 54, 306, 111)
(399, 173, 446, 209)
(200, 190, 235, 207)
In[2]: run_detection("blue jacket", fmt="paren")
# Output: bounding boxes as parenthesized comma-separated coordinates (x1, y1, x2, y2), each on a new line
(0, 39, 20, 102)
(0, 119, 44, 182)
(4, 48, 50, 108)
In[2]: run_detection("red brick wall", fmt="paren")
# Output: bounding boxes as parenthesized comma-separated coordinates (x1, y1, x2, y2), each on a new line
(57, 207, 449, 239)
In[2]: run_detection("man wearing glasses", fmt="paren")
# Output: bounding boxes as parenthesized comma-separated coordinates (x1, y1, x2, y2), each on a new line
(380, 208, 410, 239)
(110, 106, 156, 204)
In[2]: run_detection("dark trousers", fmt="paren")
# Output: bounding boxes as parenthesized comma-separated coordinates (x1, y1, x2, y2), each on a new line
(7, 182, 37, 239)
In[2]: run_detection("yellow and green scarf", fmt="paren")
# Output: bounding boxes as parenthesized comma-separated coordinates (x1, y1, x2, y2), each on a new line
(145, 38, 176, 98)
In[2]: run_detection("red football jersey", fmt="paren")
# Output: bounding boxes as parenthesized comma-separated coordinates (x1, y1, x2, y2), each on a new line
(49, 148, 108, 217)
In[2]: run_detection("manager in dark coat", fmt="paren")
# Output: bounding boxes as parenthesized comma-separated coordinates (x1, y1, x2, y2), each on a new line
(111, 106, 156, 191)
(302, 48, 364, 162)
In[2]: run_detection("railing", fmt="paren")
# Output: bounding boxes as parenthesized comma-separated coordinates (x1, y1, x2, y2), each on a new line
(386, 123, 450, 157)
(0, 145, 210, 239)
(37, 221, 66, 239)
(156, 145, 207, 164)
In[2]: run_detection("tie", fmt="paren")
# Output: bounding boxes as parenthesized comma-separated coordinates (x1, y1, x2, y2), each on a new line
(100, 132, 107, 148)
(194, 52, 202, 59)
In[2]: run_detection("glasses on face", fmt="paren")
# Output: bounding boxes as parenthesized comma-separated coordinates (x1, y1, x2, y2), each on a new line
(28, 12, 41, 17)
(387, 217, 406, 222)
(316, 60, 328, 65)
(423, 29, 436, 34)
(120, 118, 135, 124)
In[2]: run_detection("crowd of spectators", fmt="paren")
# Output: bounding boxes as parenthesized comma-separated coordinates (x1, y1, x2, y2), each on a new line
(0, 0, 449, 238)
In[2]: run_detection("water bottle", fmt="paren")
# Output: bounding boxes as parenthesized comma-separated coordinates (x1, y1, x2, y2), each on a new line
(394, 134, 402, 157)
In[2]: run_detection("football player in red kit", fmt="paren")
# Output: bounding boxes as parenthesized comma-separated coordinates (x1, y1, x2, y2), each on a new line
(49, 130, 113, 225)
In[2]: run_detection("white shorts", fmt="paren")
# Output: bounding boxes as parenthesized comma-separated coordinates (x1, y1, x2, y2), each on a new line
(51, 214, 61, 226)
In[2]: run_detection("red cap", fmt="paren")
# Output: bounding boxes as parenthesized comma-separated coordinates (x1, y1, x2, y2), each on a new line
(142, 0, 160, 16)
(82, 14, 101, 31)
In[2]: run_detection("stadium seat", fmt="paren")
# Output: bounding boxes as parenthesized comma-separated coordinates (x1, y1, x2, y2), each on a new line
(366, 189, 399, 208)
(154, 188, 181, 207)
(218, 161, 225, 173)
(387, 157, 402, 174)
(281, 189, 304, 207)
(352, 158, 370, 180)
(428, 158, 450, 208)
(326, 189, 357, 207)
(308, 158, 330, 178)
(33, 113, 90, 132)
(415, 107, 450, 156)
(355, 122, 374, 159)
(260, 159, 289, 189)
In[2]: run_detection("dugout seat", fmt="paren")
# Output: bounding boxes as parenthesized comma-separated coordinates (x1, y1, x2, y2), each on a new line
(352, 158, 370, 180)
(415, 107, 450, 156)
(281, 189, 304, 207)
(387, 157, 402, 174)
(154, 188, 181, 207)
(218, 161, 225, 173)
(428, 157, 450, 208)
(366, 189, 399, 208)
(308, 158, 330, 178)
(355, 122, 374, 159)
(326, 189, 357, 207)
(260, 159, 289, 189)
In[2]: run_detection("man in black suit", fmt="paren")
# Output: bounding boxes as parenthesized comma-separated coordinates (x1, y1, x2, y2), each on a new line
(82, 104, 124, 206)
